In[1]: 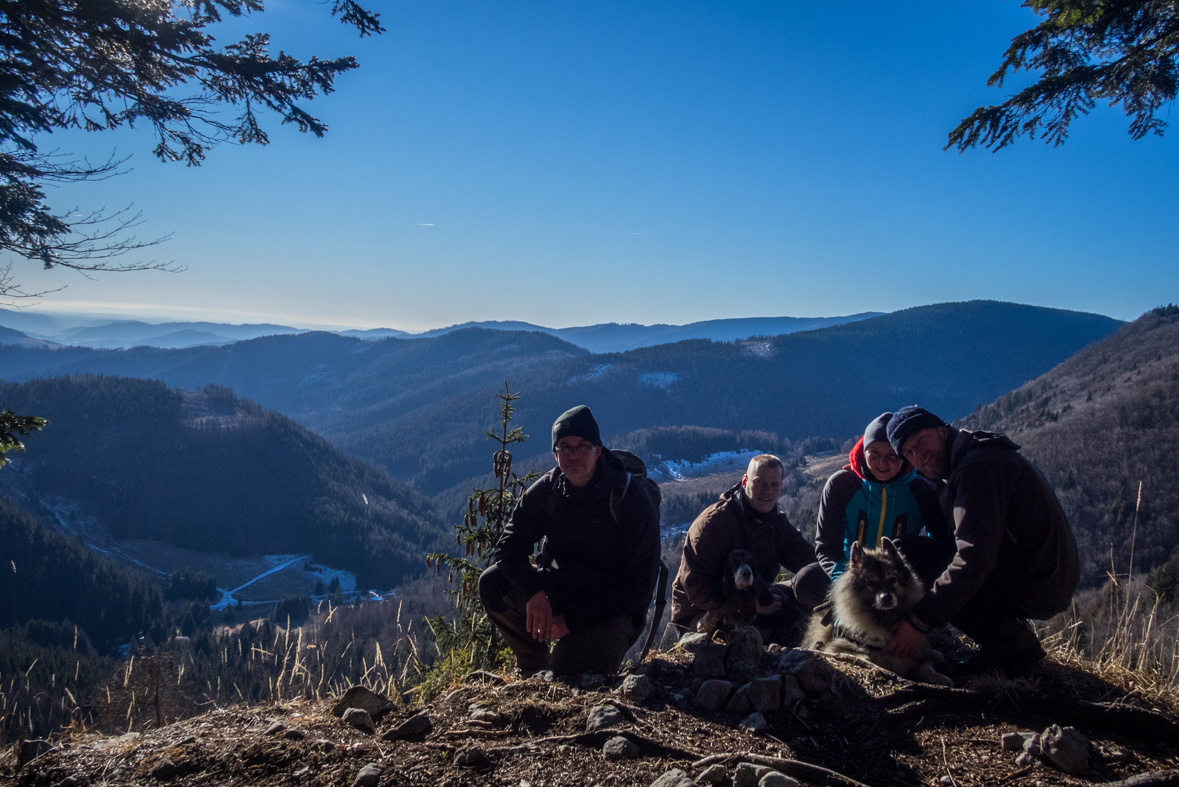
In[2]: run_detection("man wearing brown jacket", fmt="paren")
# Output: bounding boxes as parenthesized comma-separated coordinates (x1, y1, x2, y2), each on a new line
(670, 454, 827, 645)
(882, 405, 1079, 673)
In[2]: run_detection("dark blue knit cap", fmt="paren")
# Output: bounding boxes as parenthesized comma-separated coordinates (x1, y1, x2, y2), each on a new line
(885, 405, 947, 455)
(552, 405, 601, 449)
(863, 412, 893, 446)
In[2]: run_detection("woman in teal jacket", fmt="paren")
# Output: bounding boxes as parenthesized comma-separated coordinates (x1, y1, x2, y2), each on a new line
(815, 412, 949, 579)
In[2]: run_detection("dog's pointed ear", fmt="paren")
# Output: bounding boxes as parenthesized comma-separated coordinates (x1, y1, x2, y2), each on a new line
(881, 538, 901, 560)
(849, 540, 864, 567)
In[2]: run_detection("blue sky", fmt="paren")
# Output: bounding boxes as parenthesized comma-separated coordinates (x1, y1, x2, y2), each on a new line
(14, 0, 1179, 330)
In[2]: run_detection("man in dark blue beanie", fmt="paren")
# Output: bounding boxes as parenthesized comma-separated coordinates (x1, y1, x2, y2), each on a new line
(479, 405, 660, 676)
(882, 405, 1079, 675)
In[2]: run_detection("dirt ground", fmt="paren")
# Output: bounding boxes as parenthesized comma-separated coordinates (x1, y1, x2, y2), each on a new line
(5, 646, 1177, 787)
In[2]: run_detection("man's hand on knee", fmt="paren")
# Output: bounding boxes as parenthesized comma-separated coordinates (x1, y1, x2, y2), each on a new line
(525, 591, 558, 642)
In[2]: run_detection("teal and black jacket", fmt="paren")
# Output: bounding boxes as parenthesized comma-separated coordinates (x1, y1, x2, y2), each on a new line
(815, 436, 949, 579)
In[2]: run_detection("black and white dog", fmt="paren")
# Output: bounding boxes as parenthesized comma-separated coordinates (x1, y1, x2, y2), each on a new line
(696, 549, 777, 634)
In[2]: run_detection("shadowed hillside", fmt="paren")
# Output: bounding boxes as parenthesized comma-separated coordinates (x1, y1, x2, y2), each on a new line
(0, 375, 448, 589)
(959, 305, 1179, 586)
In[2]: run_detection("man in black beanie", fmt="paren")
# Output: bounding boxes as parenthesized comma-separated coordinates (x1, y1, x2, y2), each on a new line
(881, 405, 1079, 673)
(479, 405, 660, 676)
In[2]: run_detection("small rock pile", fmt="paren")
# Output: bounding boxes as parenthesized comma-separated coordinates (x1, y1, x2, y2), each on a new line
(1001, 724, 1091, 774)
(679, 627, 833, 737)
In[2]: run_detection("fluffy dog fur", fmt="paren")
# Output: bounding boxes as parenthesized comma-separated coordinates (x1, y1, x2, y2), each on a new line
(805, 538, 952, 686)
(696, 549, 777, 634)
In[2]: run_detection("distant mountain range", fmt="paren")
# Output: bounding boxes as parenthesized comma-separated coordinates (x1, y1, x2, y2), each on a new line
(958, 305, 1179, 586)
(0, 309, 882, 353)
(0, 301, 1125, 495)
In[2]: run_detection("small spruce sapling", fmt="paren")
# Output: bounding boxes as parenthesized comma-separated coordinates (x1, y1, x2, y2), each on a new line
(424, 383, 537, 675)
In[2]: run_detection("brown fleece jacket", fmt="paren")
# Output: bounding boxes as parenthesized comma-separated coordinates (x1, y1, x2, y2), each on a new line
(670, 483, 815, 627)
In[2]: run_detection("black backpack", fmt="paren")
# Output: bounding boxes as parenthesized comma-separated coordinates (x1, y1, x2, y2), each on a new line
(610, 450, 669, 662)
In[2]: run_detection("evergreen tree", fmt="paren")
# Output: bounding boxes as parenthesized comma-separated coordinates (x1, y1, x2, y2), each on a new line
(0, 409, 46, 468)
(425, 383, 537, 678)
(1, 0, 382, 296)
(950, 0, 1179, 150)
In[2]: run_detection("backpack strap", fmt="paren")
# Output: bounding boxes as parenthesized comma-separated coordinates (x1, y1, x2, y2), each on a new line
(609, 471, 632, 523)
(640, 559, 670, 662)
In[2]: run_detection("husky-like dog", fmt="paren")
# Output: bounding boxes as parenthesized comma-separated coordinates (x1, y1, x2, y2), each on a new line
(696, 549, 777, 634)
(805, 538, 953, 686)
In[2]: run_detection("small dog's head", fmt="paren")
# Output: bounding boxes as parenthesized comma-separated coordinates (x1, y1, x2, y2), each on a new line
(846, 538, 924, 614)
(725, 549, 757, 592)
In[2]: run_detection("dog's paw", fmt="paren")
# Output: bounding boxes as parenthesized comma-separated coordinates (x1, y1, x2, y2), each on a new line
(696, 611, 720, 634)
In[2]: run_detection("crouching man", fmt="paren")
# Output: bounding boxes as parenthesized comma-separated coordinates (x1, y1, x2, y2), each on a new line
(883, 405, 1080, 673)
(478, 405, 660, 676)
(670, 454, 828, 646)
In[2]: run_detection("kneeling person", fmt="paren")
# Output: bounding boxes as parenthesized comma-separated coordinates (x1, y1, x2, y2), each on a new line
(670, 454, 826, 646)
(479, 405, 660, 676)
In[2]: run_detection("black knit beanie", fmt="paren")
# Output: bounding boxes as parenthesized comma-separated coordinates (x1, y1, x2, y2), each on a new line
(886, 405, 947, 455)
(552, 405, 602, 449)
(863, 412, 892, 446)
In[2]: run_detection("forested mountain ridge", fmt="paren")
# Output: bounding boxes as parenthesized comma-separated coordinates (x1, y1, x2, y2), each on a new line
(0, 498, 170, 648)
(958, 305, 1179, 586)
(0, 375, 449, 589)
(348, 301, 1122, 493)
(0, 328, 589, 433)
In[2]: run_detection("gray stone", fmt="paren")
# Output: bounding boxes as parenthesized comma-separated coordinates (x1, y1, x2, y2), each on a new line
(1040, 725, 1089, 774)
(282, 729, 307, 740)
(694, 679, 734, 712)
(1022, 734, 1041, 758)
(1001, 732, 1035, 752)
(779, 650, 831, 695)
(332, 686, 395, 719)
(582, 673, 606, 690)
(352, 763, 384, 787)
(733, 763, 761, 787)
(586, 704, 625, 732)
(55, 777, 80, 787)
(529, 670, 556, 682)
(747, 675, 782, 713)
(151, 759, 180, 781)
(621, 674, 654, 703)
(726, 626, 763, 675)
(263, 722, 285, 736)
(725, 685, 754, 716)
(696, 764, 728, 784)
(780, 675, 804, 707)
(454, 746, 491, 769)
(342, 707, 375, 734)
(312, 738, 337, 753)
(679, 632, 712, 653)
(651, 768, 699, 787)
(759, 773, 799, 787)
(1015, 751, 1039, 768)
(469, 707, 504, 725)
(693, 643, 728, 677)
(738, 712, 768, 735)
(18, 739, 54, 767)
(382, 711, 432, 740)
(602, 736, 640, 760)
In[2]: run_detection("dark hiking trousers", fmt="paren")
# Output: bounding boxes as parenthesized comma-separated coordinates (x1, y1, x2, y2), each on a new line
(894, 536, 1045, 660)
(478, 564, 637, 676)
